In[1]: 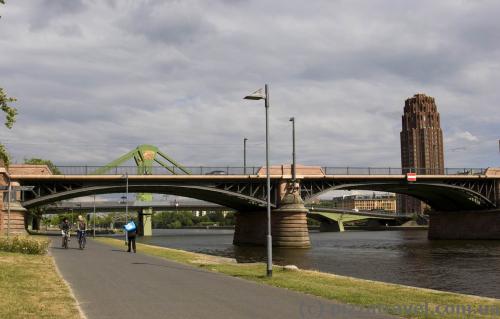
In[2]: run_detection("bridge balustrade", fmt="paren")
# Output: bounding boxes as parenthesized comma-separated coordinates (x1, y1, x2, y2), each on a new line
(51, 166, 487, 176)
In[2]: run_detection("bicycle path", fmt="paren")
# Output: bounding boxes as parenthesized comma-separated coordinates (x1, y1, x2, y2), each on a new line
(50, 239, 400, 319)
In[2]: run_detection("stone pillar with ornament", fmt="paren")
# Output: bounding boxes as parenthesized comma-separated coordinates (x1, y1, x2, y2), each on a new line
(233, 179, 311, 248)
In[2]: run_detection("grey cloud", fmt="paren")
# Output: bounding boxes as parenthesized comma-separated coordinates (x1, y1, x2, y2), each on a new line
(58, 24, 83, 37)
(119, 1, 215, 45)
(29, 0, 87, 30)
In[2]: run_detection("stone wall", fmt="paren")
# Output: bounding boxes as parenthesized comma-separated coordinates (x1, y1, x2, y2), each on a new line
(497, 180, 500, 208)
(0, 168, 27, 235)
(428, 210, 500, 240)
(256, 165, 325, 176)
(8, 164, 52, 175)
(0, 168, 7, 233)
(1, 204, 27, 234)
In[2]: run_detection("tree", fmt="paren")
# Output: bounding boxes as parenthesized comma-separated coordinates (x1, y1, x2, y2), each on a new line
(24, 158, 61, 174)
(1, 89, 18, 166)
(0, 1, 18, 166)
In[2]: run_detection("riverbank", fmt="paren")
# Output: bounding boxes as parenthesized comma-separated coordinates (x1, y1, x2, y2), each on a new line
(0, 249, 81, 319)
(96, 237, 500, 319)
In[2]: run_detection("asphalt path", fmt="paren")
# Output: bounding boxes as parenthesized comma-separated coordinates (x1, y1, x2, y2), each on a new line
(51, 239, 399, 319)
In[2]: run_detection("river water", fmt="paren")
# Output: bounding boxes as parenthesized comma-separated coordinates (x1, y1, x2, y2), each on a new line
(136, 229, 500, 299)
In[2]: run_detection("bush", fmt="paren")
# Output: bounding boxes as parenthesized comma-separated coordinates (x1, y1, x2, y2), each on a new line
(0, 236, 50, 255)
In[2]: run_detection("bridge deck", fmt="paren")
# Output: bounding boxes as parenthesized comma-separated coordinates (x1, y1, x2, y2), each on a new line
(10, 174, 497, 181)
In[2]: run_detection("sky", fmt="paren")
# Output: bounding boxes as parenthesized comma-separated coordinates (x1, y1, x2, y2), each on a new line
(1, 0, 499, 169)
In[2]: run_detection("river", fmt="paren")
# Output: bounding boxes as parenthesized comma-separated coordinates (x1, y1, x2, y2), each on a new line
(136, 229, 500, 299)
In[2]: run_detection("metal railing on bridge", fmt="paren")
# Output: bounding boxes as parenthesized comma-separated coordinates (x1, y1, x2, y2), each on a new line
(49, 166, 488, 176)
(307, 206, 415, 218)
(54, 166, 263, 175)
(321, 167, 487, 175)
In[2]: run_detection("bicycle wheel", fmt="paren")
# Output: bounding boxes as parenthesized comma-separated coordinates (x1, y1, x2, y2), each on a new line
(79, 235, 86, 249)
(82, 235, 86, 249)
(63, 236, 68, 249)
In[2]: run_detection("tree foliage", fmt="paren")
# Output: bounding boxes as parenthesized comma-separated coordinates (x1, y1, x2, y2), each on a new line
(152, 211, 235, 229)
(24, 158, 61, 174)
(1, 1, 18, 166)
(1, 88, 17, 129)
(1, 87, 18, 167)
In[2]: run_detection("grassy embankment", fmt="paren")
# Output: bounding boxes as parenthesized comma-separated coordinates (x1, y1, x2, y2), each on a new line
(96, 237, 500, 319)
(0, 236, 81, 319)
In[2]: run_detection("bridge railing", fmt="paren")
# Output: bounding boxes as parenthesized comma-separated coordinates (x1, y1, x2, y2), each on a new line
(50, 166, 488, 176)
(54, 166, 263, 175)
(49, 166, 486, 175)
(322, 167, 487, 175)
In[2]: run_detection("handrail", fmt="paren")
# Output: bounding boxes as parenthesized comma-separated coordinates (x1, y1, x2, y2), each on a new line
(41, 166, 488, 176)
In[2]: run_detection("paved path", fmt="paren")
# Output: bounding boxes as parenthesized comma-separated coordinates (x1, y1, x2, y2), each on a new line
(51, 239, 398, 319)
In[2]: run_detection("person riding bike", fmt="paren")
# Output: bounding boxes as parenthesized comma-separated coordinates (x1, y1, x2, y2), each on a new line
(77, 215, 87, 249)
(59, 217, 71, 248)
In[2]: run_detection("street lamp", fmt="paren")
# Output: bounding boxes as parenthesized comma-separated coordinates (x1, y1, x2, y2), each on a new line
(7, 176, 11, 237)
(123, 172, 129, 244)
(244, 84, 272, 277)
(243, 137, 248, 175)
(289, 117, 296, 182)
(93, 194, 96, 238)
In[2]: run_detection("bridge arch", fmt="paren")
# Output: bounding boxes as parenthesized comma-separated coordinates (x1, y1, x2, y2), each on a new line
(303, 182, 496, 211)
(22, 184, 271, 211)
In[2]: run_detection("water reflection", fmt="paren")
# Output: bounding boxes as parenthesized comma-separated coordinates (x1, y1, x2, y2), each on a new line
(137, 229, 500, 298)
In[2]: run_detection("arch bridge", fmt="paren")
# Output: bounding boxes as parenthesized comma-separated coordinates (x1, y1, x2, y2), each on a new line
(13, 169, 498, 212)
(1, 166, 498, 245)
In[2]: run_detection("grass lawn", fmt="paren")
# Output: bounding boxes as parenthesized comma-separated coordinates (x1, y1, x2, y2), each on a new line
(0, 250, 81, 319)
(96, 237, 500, 319)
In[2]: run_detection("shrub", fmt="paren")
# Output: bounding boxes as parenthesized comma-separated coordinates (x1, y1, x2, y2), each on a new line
(0, 236, 50, 255)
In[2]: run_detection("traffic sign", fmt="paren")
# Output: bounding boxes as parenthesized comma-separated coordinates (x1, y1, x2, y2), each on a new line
(407, 173, 417, 182)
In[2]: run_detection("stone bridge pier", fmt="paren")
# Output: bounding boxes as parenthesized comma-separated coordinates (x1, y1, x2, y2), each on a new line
(428, 209, 500, 240)
(0, 168, 28, 235)
(428, 170, 500, 240)
(496, 178, 500, 208)
(137, 208, 153, 236)
(233, 180, 311, 248)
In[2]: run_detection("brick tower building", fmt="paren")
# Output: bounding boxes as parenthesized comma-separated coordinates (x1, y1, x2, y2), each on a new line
(398, 93, 445, 214)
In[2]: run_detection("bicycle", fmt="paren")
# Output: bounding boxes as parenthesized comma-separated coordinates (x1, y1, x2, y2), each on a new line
(78, 230, 86, 250)
(62, 230, 70, 249)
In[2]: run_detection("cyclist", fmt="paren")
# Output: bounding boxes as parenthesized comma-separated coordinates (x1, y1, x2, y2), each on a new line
(77, 215, 87, 249)
(59, 217, 71, 248)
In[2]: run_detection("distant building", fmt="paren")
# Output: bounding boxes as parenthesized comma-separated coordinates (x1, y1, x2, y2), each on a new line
(331, 193, 397, 212)
(398, 93, 445, 214)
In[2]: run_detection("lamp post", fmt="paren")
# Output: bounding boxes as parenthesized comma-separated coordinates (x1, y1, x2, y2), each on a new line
(244, 84, 272, 277)
(93, 194, 96, 238)
(124, 172, 129, 244)
(7, 177, 11, 237)
(289, 117, 296, 182)
(243, 137, 248, 175)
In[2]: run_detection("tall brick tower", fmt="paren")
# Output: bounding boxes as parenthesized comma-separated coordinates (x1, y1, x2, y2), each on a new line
(398, 93, 445, 214)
